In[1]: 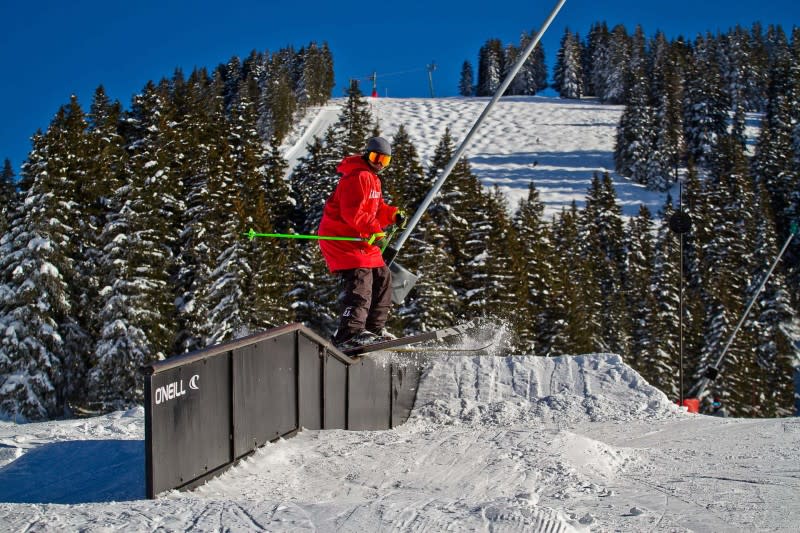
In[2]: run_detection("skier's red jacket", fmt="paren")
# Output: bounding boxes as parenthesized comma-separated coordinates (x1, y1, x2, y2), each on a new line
(318, 155, 398, 272)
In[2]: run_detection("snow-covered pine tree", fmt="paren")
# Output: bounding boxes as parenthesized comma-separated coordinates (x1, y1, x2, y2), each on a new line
(530, 35, 549, 95)
(748, 182, 798, 416)
(625, 205, 666, 388)
(579, 173, 628, 355)
(743, 23, 770, 112)
(462, 186, 518, 322)
(425, 128, 484, 310)
(503, 43, 520, 96)
(678, 164, 714, 383)
(599, 25, 631, 104)
(76, 87, 132, 411)
(477, 39, 504, 97)
(695, 136, 761, 415)
(751, 53, 796, 240)
(171, 68, 223, 354)
(645, 33, 685, 191)
(240, 133, 296, 332)
(646, 200, 682, 399)
(683, 34, 729, 170)
(195, 72, 270, 345)
(80, 88, 126, 327)
(263, 50, 297, 143)
(717, 26, 756, 130)
(459, 61, 474, 97)
(40, 96, 100, 408)
(586, 22, 611, 100)
(512, 181, 554, 353)
(547, 202, 599, 355)
(89, 79, 187, 409)
(118, 81, 179, 356)
(294, 41, 335, 109)
(553, 29, 584, 99)
(338, 80, 375, 156)
(614, 37, 653, 185)
(0, 159, 16, 235)
(0, 115, 83, 420)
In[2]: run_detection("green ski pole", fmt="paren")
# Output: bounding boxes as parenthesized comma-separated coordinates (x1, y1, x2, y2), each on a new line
(243, 229, 366, 242)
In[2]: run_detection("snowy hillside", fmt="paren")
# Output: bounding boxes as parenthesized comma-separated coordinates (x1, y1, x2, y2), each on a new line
(1, 331, 798, 531)
(287, 96, 674, 219)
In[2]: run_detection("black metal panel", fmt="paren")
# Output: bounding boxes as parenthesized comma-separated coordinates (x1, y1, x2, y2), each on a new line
(233, 336, 297, 457)
(348, 357, 391, 430)
(323, 352, 347, 429)
(392, 355, 424, 428)
(142, 322, 425, 498)
(298, 333, 322, 430)
(144, 378, 154, 498)
(149, 354, 231, 495)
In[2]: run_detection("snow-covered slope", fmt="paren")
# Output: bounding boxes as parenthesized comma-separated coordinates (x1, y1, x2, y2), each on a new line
(299, 96, 669, 219)
(1, 335, 798, 531)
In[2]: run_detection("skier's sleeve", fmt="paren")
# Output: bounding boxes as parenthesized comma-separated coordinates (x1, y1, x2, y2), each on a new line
(338, 172, 384, 235)
(376, 200, 398, 227)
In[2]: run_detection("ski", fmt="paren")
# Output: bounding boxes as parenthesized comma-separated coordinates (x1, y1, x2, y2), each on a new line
(341, 320, 480, 357)
(386, 343, 494, 354)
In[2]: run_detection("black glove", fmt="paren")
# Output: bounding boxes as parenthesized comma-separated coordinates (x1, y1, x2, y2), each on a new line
(394, 209, 407, 228)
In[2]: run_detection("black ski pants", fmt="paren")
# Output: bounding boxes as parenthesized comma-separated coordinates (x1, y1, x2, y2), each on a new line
(332, 266, 392, 344)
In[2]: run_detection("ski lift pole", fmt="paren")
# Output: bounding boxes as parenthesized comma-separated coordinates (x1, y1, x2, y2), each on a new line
(690, 221, 799, 399)
(382, 0, 568, 265)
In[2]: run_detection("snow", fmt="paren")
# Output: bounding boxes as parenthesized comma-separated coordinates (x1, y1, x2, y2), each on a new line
(367, 96, 668, 219)
(279, 96, 673, 221)
(281, 104, 344, 180)
(1, 96, 791, 530)
(1, 338, 798, 531)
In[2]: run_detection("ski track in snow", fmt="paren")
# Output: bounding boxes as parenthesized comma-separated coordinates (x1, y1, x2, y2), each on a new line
(1, 337, 799, 532)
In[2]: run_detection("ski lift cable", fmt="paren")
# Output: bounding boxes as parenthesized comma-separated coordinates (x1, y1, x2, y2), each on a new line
(351, 67, 428, 82)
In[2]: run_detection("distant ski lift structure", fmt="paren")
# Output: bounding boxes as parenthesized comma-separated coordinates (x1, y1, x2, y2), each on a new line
(427, 61, 437, 98)
(348, 64, 435, 98)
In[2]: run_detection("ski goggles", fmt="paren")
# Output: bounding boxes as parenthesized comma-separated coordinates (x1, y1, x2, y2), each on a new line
(367, 151, 392, 167)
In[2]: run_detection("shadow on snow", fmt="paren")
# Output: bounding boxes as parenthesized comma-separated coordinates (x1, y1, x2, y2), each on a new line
(0, 439, 145, 504)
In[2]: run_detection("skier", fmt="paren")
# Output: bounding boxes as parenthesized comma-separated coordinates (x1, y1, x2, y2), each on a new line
(711, 396, 728, 417)
(318, 136, 406, 348)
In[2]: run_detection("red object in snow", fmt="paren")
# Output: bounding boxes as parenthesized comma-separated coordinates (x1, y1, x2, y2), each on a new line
(680, 398, 700, 413)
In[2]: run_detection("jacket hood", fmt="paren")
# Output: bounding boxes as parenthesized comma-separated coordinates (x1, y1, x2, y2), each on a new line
(337, 154, 371, 176)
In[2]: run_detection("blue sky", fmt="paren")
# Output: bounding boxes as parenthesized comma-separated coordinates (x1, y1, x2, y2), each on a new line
(1, 0, 797, 177)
